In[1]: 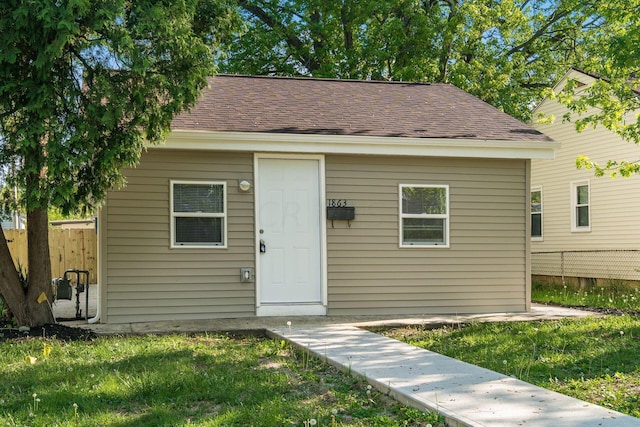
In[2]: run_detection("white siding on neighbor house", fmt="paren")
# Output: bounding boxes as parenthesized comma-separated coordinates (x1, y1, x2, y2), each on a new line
(102, 149, 255, 323)
(531, 69, 640, 280)
(531, 92, 640, 251)
(325, 155, 529, 315)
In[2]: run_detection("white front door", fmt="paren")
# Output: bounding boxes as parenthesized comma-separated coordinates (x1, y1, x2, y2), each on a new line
(256, 156, 326, 316)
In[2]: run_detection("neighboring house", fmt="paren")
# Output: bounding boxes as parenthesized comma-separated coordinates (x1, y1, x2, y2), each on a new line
(0, 215, 12, 230)
(0, 211, 25, 230)
(98, 75, 556, 324)
(50, 218, 96, 230)
(531, 68, 640, 284)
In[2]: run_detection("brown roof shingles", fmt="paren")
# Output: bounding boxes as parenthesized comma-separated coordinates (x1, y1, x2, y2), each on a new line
(171, 75, 552, 142)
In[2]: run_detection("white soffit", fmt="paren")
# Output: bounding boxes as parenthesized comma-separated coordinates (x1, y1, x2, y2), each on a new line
(157, 130, 558, 160)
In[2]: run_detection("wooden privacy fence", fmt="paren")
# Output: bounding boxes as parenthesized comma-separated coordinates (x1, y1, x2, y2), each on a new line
(3, 229, 97, 284)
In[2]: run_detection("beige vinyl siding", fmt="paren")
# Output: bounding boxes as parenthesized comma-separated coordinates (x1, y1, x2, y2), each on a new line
(325, 155, 528, 315)
(103, 149, 530, 322)
(102, 150, 255, 323)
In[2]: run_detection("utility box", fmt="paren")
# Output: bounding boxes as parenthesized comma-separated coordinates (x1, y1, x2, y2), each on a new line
(54, 277, 73, 300)
(240, 267, 254, 283)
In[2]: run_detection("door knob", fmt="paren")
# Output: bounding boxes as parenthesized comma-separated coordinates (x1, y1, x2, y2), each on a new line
(259, 239, 266, 253)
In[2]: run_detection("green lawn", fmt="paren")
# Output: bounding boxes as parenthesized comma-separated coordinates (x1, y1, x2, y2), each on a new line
(0, 333, 441, 427)
(4, 280, 640, 424)
(378, 281, 640, 418)
(532, 280, 640, 311)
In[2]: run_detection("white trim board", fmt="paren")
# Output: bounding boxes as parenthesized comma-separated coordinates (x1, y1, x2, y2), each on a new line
(159, 130, 558, 160)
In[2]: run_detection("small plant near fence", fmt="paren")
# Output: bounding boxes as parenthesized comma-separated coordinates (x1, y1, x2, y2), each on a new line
(0, 294, 11, 326)
(532, 280, 640, 311)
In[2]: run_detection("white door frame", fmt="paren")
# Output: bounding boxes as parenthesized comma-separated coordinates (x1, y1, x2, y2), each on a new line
(254, 153, 327, 316)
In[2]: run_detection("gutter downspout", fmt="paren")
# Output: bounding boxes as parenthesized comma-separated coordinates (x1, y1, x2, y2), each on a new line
(88, 215, 101, 323)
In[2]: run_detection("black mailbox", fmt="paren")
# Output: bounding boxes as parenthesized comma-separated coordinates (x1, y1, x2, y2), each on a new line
(326, 206, 355, 221)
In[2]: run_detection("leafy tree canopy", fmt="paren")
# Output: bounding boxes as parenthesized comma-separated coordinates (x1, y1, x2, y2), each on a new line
(557, 1, 640, 176)
(220, 0, 640, 174)
(0, 0, 239, 327)
(0, 0, 239, 216)
(219, 0, 610, 123)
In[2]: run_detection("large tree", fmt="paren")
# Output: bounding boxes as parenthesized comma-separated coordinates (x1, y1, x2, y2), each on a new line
(0, 0, 238, 327)
(220, 0, 606, 122)
(222, 0, 640, 172)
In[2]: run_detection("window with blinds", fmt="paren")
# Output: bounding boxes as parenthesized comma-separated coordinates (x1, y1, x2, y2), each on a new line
(170, 181, 227, 247)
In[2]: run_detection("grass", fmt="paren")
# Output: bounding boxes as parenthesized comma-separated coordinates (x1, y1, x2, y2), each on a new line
(0, 333, 442, 426)
(6, 279, 638, 424)
(379, 281, 640, 418)
(532, 279, 640, 311)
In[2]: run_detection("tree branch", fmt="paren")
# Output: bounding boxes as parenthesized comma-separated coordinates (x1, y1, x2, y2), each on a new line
(502, 7, 573, 58)
(237, 0, 319, 73)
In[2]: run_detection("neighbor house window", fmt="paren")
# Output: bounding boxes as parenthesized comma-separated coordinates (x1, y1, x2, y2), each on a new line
(170, 180, 227, 248)
(571, 180, 590, 232)
(400, 184, 449, 247)
(531, 186, 543, 240)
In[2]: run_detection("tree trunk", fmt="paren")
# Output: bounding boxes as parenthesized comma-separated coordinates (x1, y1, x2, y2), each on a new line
(0, 223, 29, 325)
(24, 207, 55, 326)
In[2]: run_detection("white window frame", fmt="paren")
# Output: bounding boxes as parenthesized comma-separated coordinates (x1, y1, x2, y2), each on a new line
(170, 180, 228, 248)
(531, 185, 543, 241)
(399, 184, 450, 248)
(571, 180, 590, 232)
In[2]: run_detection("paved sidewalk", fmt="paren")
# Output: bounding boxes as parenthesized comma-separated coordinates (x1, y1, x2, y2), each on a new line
(267, 324, 640, 427)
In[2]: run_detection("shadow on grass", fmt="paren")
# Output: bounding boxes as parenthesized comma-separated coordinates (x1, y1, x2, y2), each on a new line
(0, 335, 307, 426)
(381, 315, 640, 417)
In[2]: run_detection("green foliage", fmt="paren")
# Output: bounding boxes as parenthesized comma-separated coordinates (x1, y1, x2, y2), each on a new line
(0, 334, 442, 426)
(0, 0, 240, 327)
(0, 0, 239, 216)
(553, 1, 640, 171)
(224, 1, 640, 174)
(222, 0, 612, 123)
(576, 154, 640, 178)
(532, 280, 640, 311)
(47, 206, 89, 221)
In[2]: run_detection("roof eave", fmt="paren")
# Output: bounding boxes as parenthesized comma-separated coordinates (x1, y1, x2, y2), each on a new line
(155, 130, 558, 160)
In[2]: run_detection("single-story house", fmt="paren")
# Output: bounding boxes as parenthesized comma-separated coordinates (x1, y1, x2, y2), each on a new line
(531, 68, 640, 283)
(97, 75, 557, 324)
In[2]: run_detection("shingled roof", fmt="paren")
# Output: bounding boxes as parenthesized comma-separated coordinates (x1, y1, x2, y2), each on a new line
(172, 75, 552, 142)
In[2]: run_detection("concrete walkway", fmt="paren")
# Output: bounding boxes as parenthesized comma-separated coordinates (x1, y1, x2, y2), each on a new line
(64, 305, 640, 427)
(268, 323, 640, 427)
